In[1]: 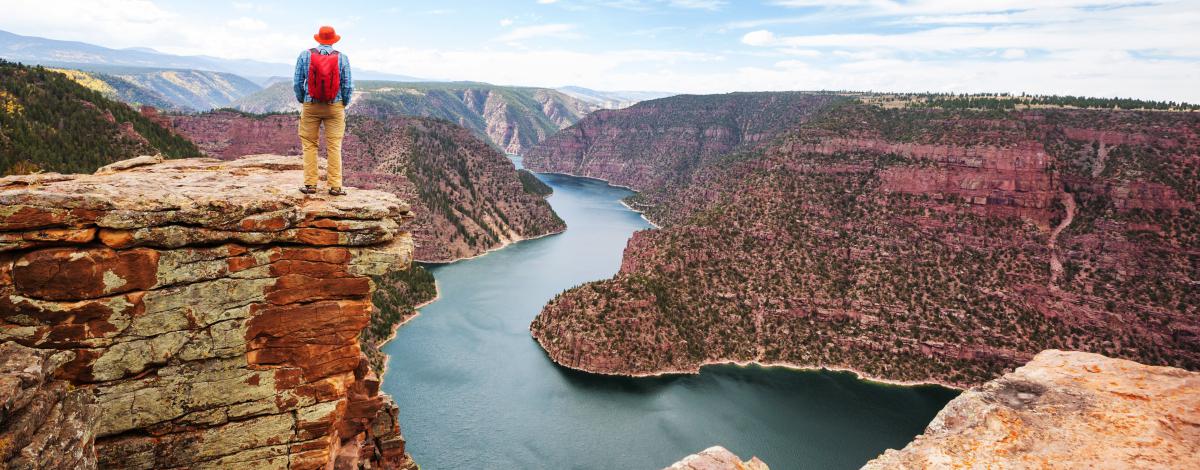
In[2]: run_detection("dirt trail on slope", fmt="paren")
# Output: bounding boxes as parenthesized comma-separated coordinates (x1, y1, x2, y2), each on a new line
(1048, 191, 1077, 288)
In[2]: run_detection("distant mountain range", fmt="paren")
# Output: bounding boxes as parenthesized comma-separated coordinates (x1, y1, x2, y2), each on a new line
(233, 81, 601, 154)
(48, 65, 261, 111)
(556, 86, 674, 109)
(0, 29, 673, 148)
(0, 29, 424, 81)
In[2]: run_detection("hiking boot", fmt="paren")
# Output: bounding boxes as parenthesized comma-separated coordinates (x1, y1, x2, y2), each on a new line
(299, 185, 317, 195)
(328, 187, 346, 196)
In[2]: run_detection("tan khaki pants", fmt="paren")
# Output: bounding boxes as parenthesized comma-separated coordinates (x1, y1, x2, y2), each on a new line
(298, 102, 345, 188)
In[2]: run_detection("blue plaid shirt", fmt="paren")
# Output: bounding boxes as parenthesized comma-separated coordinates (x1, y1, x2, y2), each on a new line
(293, 44, 353, 105)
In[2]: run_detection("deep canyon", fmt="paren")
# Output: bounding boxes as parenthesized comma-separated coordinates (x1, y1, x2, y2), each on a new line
(2, 57, 1198, 469)
(382, 168, 958, 469)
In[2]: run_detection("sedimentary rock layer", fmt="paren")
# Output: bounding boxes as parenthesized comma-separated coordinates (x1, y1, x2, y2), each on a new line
(663, 446, 769, 470)
(523, 92, 841, 190)
(862, 350, 1200, 469)
(0, 154, 417, 469)
(167, 111, 564, 262)
(531, 96, 1200, 387)
(0, 342, 98, 469)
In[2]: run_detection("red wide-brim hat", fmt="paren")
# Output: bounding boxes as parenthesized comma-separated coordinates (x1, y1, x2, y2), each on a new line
(314, 25, 341, 45)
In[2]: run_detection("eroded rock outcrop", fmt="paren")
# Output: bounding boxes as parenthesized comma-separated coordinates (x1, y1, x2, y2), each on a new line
(663, 446, 769, 470)
(0, 155, 417, 469)
(862, 350, 1200, 469)
(0, 342, 98, 470)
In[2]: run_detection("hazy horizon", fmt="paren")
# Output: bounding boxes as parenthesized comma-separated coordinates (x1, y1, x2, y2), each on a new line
(2, 0, 1198, 102)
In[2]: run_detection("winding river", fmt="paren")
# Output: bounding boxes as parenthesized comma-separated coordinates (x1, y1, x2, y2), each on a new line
(381, 165, 957, 469)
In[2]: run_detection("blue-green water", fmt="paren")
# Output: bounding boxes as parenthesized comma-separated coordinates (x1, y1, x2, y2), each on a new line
(381, 170, 957, 470)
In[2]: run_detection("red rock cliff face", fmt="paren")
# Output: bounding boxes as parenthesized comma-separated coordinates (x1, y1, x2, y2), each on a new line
(0, 155, 417, 469)
(523, 92, 841, 191)
(531, 100, 1200, 387)
(166, 110, 564, 262)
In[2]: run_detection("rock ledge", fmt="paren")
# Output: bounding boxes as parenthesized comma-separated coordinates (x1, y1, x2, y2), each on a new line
(0, 155, 417, 469)
(863, 349, 1200, 469)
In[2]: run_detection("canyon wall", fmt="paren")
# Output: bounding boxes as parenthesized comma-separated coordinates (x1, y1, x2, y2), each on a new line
(0, 155, 417, 469)
(167, 110, 564, 262)
(862, 350, 1200, 469)
(530, 97, 1200, 387)
(523, 92, 841, 190)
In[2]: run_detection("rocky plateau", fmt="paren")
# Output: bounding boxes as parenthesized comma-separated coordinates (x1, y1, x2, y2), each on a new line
(863, 350, 1200, 469)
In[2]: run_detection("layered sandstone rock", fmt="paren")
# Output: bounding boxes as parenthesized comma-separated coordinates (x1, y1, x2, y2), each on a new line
(862, 350, 1200, 469)
(0, 155, 417, 469)
(523, 92, 840, 190)
(0, 342, 98, 469)
(663, 446, 769, 470)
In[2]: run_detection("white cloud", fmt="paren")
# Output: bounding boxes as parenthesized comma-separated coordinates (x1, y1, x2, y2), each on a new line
(496, 23, 580, 42)
(1, 0, 1196, 102)
(1001, 48, 1026, 59)
(741, 30, 777, 46)
(537, 0, 559, 3)
(667, 0, 727, 10)
(226, 17, 267, 31)
(0, 0, 340, 64)
(500, 18, 515, 27)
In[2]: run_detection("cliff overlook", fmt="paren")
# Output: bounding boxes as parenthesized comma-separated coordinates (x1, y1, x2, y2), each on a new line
(530, 94, 1200, 387)
(863, 350, 1200, 469)
(0, 154, 417, 469)
(168, 110, 564, 262)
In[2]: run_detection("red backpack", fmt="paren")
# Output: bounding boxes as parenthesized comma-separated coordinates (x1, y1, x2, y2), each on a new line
(307, 48, 340, 103)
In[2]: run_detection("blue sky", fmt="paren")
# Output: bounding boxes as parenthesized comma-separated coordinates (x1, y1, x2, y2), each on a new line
(3, 0, 1199, 101)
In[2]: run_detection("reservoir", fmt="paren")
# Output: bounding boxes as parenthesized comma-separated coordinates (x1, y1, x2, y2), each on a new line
(381, 168, 957, 469)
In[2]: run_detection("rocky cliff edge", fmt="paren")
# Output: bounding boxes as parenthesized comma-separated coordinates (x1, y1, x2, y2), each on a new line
(863, 349, 1200, 469)
(0, 154, 417, 469)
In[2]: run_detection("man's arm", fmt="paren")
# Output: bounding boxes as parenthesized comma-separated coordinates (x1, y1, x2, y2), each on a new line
(293, 51, 308, 103)
(340, 53, 353, 107)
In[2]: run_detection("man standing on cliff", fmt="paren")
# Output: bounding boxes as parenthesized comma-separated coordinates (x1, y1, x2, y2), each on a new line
(295, 25, 353, 196)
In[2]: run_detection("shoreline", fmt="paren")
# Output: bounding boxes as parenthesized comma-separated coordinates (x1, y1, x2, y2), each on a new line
(531, 170, 663, 229)
(538, 344, 964, 390)
(415, 225, 567, 265)
(371, 280, 441, 377)
(375, 225, 562, 376)
(618, 199, 662, 229)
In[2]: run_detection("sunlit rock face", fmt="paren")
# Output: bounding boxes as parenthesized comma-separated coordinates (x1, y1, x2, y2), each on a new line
(663, 446, 769, 470)
(863, 350, 1200, 470)
(0, 154, 417, 469)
